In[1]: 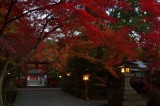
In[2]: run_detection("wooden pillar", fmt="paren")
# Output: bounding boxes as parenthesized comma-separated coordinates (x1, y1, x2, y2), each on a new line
(24, 63, 27, 86)
(46, 63, 49, 81)
(18, 66, 21, 82)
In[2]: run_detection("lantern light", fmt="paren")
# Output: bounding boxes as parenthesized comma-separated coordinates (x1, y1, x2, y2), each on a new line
(121, 68, 125, 73)
(121, 67, 130, 73)
(83, 73, 91, 100)
(126, 68, 130, 72)
(66, 73, 71, 76)
(83, 74, 90, 81)
(59, 75, 62, 78)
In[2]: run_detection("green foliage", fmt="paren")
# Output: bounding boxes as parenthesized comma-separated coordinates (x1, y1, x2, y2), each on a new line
(128, 0, 138, 3)
(95, 47, 103, 59)
(68, 57, 97, 72)
(80, 35, 88, 41)
(2, 0, 6, 2)
(48, 70, 60, 79)
(110, 5, 151, 33)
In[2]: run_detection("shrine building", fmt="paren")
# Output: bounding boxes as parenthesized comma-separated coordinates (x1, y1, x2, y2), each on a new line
(23, 61, 49, 86)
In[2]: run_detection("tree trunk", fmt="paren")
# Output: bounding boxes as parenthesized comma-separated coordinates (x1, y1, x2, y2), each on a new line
(0, 76, 4, 106)
(0, 68, 8, 106)
(0, 57, 10, 106)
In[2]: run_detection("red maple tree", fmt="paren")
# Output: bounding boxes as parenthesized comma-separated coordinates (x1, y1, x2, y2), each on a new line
(0, 0, 158, 105)
(0, 1, 129, 105)
(139, 0, 160, 69)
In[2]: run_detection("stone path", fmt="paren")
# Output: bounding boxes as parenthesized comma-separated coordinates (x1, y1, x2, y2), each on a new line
(13, 88, 108, 106)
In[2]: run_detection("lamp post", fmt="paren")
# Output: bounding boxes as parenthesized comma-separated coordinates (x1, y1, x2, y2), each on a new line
(66, 72, 71, 85)
(83, 74, 90, 100)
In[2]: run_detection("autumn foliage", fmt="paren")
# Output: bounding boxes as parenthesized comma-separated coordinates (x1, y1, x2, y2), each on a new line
(138, 0, 160, 69)
(0, 0, 159, 103)
(0, 0, 159, 79)
(0, 0, 159, 105)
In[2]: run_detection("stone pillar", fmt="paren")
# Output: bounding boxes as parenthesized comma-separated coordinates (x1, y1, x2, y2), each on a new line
(122, 73, 147, 106)
(108, 72, 147, 106)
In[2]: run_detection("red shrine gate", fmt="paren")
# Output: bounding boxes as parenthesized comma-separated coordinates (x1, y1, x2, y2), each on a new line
(24, 62, 49, 86)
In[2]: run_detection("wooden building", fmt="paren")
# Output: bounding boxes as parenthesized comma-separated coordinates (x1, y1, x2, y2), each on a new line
(24, 61, 49, 86)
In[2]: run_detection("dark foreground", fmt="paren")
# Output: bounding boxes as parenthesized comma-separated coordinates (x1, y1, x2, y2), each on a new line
(13, 88, 108, 106)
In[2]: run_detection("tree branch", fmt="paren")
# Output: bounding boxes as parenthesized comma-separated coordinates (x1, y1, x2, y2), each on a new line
(0, 0, 17, 36)
(0, 0, 63, 36)
(7, 0, 63, 24)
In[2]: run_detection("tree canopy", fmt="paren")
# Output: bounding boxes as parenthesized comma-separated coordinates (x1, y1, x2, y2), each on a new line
(0, 0, 160, 105)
